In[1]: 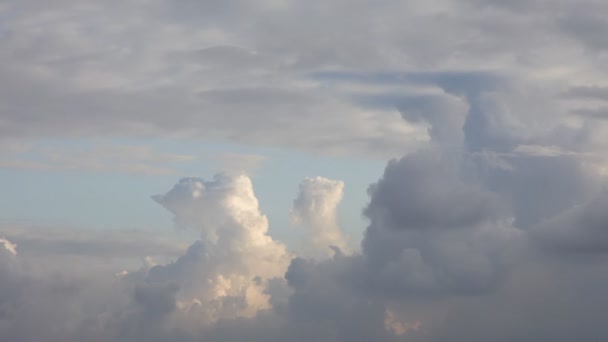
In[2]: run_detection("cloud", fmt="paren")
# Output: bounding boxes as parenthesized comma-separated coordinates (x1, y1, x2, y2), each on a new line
(474, 152, 602, 229)
(0, 143, 198, 175)
(133, 283, 179, 319)
(571, 107, 608, 120)
(0, 150, 605, 342)
(0, 40, 419, 159)
(291, 176, 349, 257)
(532, 192, 608, 255)
(559, 8, 608, 52)
(10, 0, 608, 157)
(151, 173, 292, 320)
(359, 148, 523, 298)
(563, 85, 608, 101)
(0, 225, 187, 259)
(0, 238, 17, 257)
(210, 152, 268, 174)
(3, 0, 608, 340)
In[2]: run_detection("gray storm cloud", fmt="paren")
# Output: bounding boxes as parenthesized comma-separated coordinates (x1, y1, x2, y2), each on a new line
(532, 191, 608, 255)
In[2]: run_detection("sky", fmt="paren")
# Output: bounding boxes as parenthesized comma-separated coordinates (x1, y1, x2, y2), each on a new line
(2, 0, 608, 341)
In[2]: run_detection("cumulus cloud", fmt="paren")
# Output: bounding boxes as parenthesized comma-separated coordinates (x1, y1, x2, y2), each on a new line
(364, 150, 507, 231)
(360, 149, 523, 297)
(0, 150, 606, 342)
(291, 177, 350, 257)
(151, 173, 292, 321)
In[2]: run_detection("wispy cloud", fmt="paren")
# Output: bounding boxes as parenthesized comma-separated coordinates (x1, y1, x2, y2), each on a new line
(0, 143, 198, 175)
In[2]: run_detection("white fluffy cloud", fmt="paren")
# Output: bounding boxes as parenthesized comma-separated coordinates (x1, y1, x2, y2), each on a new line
(291, 177, 350, 257)
(151, 174, 292, 321)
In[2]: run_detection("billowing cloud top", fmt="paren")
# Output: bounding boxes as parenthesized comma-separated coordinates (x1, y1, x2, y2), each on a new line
(151, 173, 292, 320)
(292, 176, 350, 256)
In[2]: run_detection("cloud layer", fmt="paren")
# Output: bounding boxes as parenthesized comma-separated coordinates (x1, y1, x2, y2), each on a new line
(3, 0, 608, 340)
